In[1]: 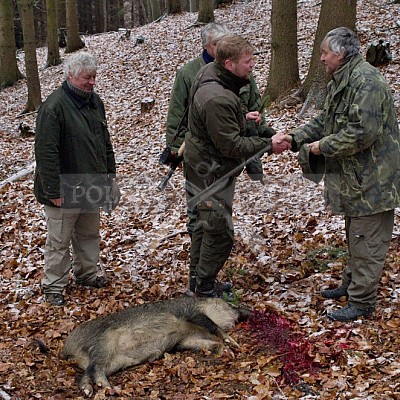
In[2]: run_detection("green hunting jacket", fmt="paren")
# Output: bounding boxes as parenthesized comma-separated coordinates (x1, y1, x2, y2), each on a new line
(292, 54, 400, 216)
(184, 62, 271, 180)
(34, 81, 116, 208)
(166, 54, 266, 152)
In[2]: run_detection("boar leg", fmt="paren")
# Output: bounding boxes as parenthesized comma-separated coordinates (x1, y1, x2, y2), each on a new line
(178, 331, 224, 354)
(186, 313, 239, 348)
(79, 362, 112, 396)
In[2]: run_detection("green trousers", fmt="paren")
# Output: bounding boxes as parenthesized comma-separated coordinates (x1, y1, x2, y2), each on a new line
(186, 166, 235, 284)
(343, 210, 394, 309)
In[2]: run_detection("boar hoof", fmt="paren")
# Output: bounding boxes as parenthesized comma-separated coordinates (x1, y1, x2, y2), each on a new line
(224, 335, 239, 348)
(82, 384, 94, 397)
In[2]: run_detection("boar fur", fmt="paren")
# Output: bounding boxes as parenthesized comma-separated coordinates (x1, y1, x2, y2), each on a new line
(62, 296, 251, 396)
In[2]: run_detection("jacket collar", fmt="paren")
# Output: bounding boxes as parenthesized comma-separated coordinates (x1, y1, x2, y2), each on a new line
(213, 62, 250, 96)
(331, 54, 364, 95)
(62, 80, 96, 109)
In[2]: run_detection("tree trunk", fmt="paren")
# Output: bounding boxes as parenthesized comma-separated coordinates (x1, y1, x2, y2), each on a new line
(167, 0, 182, 14)
(34, 0, 47, 46)
(198, 0, 213, 22)
(79, 0, 94, 34)
(190, 0, 199, 12)
(298, 0, 356, 114)
(17, 0, 42, 113)
(94, 0, 106, 32)
(108, 0, 117, 30)
(139, 0, 150, 24)
(149, 0, 161, 21)
(57, 0, 66, 29)
(265, 0, 299, 102)
(46, 0, 61, 67)
(0, 0, 24, 88)
(65, 0, 85, 53)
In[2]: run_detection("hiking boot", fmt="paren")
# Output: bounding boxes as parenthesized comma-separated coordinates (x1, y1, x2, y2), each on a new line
(215, 281, 233, 294)
(195, 280, 218, 298)
(321, 286, 348, 300)
(195, 280, 233, 298)
(327, 303, 374, 322)
(46, 293, 64, 306)
(85, 275, 107, 288)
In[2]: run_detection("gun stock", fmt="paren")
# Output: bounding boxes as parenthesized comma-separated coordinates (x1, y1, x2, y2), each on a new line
(157, 142, 185, 191)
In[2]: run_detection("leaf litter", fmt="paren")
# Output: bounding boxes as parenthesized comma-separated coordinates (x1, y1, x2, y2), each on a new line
(0, 0, 400, 398)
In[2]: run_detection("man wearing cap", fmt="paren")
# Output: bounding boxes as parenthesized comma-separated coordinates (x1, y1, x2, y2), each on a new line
(280, 27, 400, 322)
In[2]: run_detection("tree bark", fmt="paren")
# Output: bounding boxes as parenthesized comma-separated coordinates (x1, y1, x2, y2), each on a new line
(149, 0, 162, 21)
(65, 0, 85, 53)
(17, 0, 42, 113)
(265, 0, 299, 102)
(167, 0, 182, 14)
(198, 0, 214, 22)
(0, 0, 24, 88)
(298, 0, 356, 114)
(46, 0, 61, 67)
(190, 0, 199, 12)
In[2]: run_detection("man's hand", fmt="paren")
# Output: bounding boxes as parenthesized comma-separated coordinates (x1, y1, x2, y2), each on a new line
(246, 111, 262, 125)
(271, 133, 291, 154)
(308, 141, 321, 155)
(50, 197, 64, 207)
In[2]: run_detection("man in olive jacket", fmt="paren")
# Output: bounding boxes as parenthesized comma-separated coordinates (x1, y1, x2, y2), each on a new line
(184, 35, 288, 297)
(34, 52, 117, 306)
(281, 27, 400, 321)
(166, 24, 272, 295)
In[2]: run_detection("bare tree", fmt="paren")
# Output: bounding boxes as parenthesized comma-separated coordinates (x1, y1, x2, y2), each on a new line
(0, 0, 23, 88)
(17, 0, 42, 112)
(167, 0, 182, 14)
(298, 0, 356, 114)
(190, 0, 199, 12)
(46, 0, 61, 66)
(94, 0, 106, 32)
(149, 0, 161, 21)
(65, 0, 85, 53)
(198, 0, 213, 22)
(265, 0, 299, 102)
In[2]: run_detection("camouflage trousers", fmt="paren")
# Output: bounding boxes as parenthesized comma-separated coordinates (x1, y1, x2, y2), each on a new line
(42, 206, 101, 294)
(342, 210, 394, 309)
(185, 166, 235, 285)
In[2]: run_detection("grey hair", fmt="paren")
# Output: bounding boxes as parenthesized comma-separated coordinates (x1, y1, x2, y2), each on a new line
(201, 22, 231, 47)
(64, 52, 97, 79)
(323, 27, 360, 59)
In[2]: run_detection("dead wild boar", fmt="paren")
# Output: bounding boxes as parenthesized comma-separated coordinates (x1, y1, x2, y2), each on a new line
(61, 296, 251, 396)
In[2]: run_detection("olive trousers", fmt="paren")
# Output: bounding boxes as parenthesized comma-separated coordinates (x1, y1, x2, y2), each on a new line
(42, 206, 101, 294)
(185, 166, 235, 286)
(342, 210, 394, 309)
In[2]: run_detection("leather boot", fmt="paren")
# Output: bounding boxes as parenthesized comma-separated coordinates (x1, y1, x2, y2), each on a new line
(195, 279, 218, 298)
(321, 286, 348, 300)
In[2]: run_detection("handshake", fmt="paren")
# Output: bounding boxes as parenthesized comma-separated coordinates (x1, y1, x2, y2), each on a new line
(271, 133, 293, 154)
(244, 111, 293, 155)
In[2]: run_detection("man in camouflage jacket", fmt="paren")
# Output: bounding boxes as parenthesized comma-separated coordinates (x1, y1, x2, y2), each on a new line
(184, 35, 287, 297)
(282, 27, 400, 321)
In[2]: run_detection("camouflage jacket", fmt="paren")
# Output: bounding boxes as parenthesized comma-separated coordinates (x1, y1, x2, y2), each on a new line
(166, 53, 266, 152)
(292, 54, 400, 216)
(184, 62, 271, 180)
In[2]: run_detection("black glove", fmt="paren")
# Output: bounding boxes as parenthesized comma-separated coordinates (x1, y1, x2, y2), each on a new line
(245, 157, 264, 184)
(104, 180, 121, 214)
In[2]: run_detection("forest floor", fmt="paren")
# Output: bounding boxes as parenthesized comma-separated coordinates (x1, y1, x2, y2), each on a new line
(1, 0, 400, 399)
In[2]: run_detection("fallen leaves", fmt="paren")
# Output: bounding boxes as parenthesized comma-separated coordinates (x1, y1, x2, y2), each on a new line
(1, 0, 400, 398)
